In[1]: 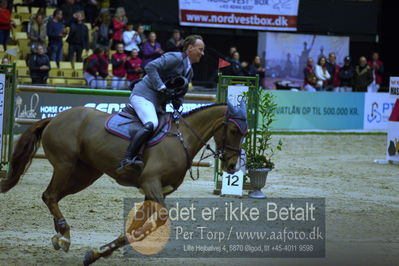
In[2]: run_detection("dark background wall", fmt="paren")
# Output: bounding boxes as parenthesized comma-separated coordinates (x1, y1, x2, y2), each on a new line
(115, 0, 394, 87)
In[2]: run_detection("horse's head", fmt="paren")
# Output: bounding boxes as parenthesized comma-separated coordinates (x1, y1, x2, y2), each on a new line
(214, 100, 248, 174)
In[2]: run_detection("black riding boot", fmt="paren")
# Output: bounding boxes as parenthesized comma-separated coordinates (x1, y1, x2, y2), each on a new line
(116, 122, 154, 174)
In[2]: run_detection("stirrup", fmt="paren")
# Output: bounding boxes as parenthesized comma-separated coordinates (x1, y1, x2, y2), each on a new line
(116, 156, 144, 174)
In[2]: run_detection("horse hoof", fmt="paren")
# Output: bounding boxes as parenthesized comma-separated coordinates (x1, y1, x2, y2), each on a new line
(51, 233, 61, 250)
(83, 250, 97, 266)
(58, 236, 71, 252)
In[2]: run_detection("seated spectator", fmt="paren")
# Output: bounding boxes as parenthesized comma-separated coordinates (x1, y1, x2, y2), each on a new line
(338, 56, 354, 92)
(111, 7, 128, 49)
(111, 43, 127, 90)
(84, 47, 104, 88)
(28, 13, 47, 51)
(98, 47, 109, 88)
(126, 49, 142, 86)
(123, 23, 141, 54)
(47, 9, 67, 66)
(0, 0, 15, 50)
(84, 0, 100, 24)
(92, 10, 112, 48)
(142, 32, 163, 67)
(66, 11, 89, 62)
(61, 0, 81, 26)
(326, 52, 340, 91)
(353, 56, 373, 92)
(164, 29, 183, 52)
(303, 57, 317, 92)
(29, 44, 50, 84)
(367, 52, 384, 93)
(315, 56, 331, 91)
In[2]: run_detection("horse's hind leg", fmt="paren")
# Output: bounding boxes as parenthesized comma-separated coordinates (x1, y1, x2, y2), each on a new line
(42, 161, 102, 252)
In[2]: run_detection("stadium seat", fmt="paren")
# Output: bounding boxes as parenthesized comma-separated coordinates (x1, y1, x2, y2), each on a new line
(31, 7, 39, 15)
(49, 68, 60, 77)
(17, 67, 29, 77)
(66, 78, 86, 86)
(49, 78, 66, 85)
(16, 60, 27, 67)
(16, 6, 31, 22)
(46, 7, 56, 17)
(50, 61, 58, 69)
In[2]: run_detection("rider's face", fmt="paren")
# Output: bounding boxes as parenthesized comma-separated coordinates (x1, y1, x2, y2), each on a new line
(187, 39, 205, 64)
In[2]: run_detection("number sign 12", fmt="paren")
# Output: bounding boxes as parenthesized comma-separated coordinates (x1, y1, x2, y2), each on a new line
(221, 170, 244, 196)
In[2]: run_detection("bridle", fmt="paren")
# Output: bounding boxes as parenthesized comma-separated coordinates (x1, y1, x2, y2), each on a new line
(169, 109, 247, 180)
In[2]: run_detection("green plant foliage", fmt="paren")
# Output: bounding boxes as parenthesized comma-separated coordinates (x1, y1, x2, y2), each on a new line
(243, 89, 282, 170)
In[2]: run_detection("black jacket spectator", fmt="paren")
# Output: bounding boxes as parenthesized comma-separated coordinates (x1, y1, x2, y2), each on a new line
(61, 0, 81, 26)
(66, 12, 89, 62)
(339, 65, 354, 87)
(29, 48, 51, 84)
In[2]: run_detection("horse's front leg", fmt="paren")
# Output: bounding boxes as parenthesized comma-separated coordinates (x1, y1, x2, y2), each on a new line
(83, 178, 168, 265)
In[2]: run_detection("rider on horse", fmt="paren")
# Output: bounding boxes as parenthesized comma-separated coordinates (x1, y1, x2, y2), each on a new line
(116, 35, 205, 174)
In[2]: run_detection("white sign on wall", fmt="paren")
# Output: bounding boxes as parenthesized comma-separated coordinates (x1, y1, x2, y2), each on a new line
(363, 93, 396, 130)
(0, 74, 5, 162)
(179, 0, 300, 31)
(389, 77, 399, 98)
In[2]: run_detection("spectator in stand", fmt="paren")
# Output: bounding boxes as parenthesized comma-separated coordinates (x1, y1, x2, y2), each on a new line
(123, 23, 141, 54)
(84, 46, 104, 88)
(226, 51, 246, 76)
(326, 52, 340, 91)
(28, 13, 47, 51)
(97, 46, 109, 88)
(164, 29, 183, 52)
(29, 44, 51, 84)
(315, 56, 331, 91)
(367, 52, 384, 93)
(111, 7, 127, 49)
(111, 43, 127, 90)
(66, 11, 89, 62)
(247, 56, 265, 78)
(303, 57, 317, 92)
(92, 10, 111, 48)
(136, 25, 146, 51)
(83, 0, 99, 24)
(142, 31, 163, 67)
(338, 56, 354, 92)
(226, 46, 237, 61)
(61, 0, 81, 26)
(126, 49, 142, 86)
(353, 56, 373, 92)
(47, 9, 67, 66)
(0, 0, 15, 50)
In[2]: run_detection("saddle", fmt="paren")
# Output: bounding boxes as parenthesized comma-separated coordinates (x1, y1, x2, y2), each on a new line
(104, 105, 172, 147)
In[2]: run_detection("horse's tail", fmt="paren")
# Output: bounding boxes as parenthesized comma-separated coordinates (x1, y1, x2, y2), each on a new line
(0, 118, 52, 193)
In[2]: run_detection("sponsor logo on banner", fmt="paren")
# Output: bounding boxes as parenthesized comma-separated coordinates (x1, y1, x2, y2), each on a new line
(179, 0, 299, 31)
(386, 121, 399, 162)
(363, 93, 396, 130)
(389, 77, 399, 98)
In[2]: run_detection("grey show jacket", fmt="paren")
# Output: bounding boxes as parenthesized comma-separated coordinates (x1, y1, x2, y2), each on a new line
(131, 52, 193, 109)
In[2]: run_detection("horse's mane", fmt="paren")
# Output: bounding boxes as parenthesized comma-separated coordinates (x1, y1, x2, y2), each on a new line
(182, 103, 226, 117)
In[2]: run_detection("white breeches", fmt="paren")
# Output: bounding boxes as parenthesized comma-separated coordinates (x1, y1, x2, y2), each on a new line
(130, 95, 159, 129)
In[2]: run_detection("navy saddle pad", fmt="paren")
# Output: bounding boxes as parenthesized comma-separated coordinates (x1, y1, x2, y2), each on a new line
(104, 113, 172, 147)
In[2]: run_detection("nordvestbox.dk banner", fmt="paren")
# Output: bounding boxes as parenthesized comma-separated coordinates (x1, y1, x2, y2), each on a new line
(179, 0, 300, 31)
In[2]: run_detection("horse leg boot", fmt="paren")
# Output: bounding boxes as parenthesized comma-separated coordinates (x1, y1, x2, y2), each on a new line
(116, 122, 154, 174)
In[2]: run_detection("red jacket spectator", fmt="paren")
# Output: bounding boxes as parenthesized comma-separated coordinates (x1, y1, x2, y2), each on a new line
(304, 65, 316, 86)
(0, 6, 11, 30)
(111, 52, 127, 77)
(85, 54, 101, 76)
(99, 54, 109, 78)
(368, 58, 384, 85)
(126, 55, 142, 82)
(331, 64, 341, 87)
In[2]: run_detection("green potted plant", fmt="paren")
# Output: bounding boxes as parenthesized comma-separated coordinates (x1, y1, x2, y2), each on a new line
(243, 89, 282, 199)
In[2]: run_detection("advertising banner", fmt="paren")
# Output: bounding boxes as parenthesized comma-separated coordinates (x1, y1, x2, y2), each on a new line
(179, 0, 300, 31)
(270, 91, 364, 130)
(258, 32, 350, 90)
(386, 122, 399, 162)
(363, 93, 395, 130)
(389, 77, 399, 98)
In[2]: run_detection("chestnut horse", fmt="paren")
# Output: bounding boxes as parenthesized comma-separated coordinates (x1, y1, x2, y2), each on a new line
(0, 103, 247, 265)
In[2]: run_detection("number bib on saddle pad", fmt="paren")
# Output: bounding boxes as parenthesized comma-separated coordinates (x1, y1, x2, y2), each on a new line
(104, 113, 172, 147)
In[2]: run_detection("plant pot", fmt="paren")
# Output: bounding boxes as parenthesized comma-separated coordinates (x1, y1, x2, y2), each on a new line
(247, 168, 271, 199)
